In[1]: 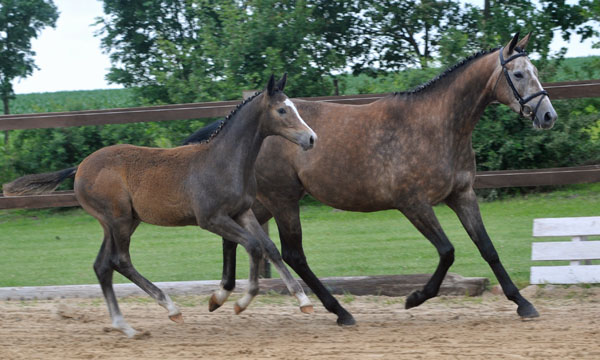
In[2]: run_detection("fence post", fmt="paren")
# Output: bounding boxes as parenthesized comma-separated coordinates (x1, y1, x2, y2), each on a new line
(243, 89, 271, 278)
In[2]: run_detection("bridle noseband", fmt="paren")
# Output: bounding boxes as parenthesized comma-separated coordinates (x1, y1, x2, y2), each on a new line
(499, 47, 548, 120)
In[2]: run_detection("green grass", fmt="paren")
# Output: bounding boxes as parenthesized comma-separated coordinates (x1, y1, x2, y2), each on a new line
(1, 183, 600, 288)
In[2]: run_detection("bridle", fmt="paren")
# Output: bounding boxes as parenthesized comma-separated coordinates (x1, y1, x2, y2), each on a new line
(498, 47, 548, 120)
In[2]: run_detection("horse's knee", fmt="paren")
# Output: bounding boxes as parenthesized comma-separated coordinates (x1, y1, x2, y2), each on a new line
(245, 240, 263, 260)
(439, 245, 455, 267)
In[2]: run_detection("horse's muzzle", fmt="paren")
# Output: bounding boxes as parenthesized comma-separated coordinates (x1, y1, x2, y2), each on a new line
(533, 110, 557, 129)
(301, 134, 317, 151)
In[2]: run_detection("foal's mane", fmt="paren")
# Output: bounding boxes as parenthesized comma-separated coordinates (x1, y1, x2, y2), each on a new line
(182, 91, 263, 145)
(394, 47, 501, 97)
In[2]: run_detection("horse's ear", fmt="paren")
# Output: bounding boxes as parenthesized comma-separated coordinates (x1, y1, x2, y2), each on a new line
(507, 32, 520, 54)
(517, 32, 532, 51)
(267, 74, 276, 96)
(276, 73, 287, 92)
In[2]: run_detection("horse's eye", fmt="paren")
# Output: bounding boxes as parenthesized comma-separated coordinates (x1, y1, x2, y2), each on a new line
(277, 108, 286, 114)
(514, 71, 524, 79)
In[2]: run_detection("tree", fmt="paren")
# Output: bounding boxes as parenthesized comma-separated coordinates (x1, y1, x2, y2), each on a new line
(361, 0, 595, 71)
(361, 0, 477, 70)
(0, 0, 58, 113)
(96, 0, 366, 103)
(0, 0, 58, 145)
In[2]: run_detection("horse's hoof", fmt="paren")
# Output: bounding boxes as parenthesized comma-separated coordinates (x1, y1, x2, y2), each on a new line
(208, 294, 223, 312)
(234, 303, 245, 315)
(405, 290, 427, 309)
(517, 302, 540, 318)
(169, 313, 184, 324)
(336, 312, 356, 326)
(300, 305, 314, 314)
(103, 326, 151, 339)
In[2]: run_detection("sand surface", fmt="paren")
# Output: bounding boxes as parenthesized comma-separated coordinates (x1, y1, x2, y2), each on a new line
(1, 285, 599, 359)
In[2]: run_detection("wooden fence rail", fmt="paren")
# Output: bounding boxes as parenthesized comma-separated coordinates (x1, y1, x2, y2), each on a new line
(1, 79, 600, 131)
(3, 164, 600, 209)
(1, 79, 599, 210)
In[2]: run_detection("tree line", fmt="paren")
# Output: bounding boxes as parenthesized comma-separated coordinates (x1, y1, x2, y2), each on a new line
(95, 0, 598, 103)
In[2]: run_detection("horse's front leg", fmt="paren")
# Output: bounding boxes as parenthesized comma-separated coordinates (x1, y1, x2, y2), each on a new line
(446, 188, 539, 318)
(200, 214, 263, 314)
(237, 209, 314, 314)
(208, 202, 273, 312)
(208, 238, 237, 312)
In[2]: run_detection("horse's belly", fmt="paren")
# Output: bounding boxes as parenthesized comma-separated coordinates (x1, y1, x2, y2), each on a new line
(302, 169, 455, 211)
(130, 191, 197, 226)
(304, 180, 398, 212)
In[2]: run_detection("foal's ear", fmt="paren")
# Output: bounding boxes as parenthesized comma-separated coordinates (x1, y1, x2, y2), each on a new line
(506, 32, 520, 54)
(516, 32, 532, 51)
(276, 73, 287, 92)
(267, 74, 276, 96)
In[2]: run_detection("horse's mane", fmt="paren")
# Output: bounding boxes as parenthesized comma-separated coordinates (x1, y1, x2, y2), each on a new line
(395, 47, 502, 96)
(182, 91, 263, 145)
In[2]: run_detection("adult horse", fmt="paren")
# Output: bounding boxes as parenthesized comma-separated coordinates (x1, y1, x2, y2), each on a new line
(202, 33, 557, 325)
(3, 75, 317, 337)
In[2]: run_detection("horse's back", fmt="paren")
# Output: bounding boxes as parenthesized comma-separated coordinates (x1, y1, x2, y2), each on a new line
(75, 144, 200, 226)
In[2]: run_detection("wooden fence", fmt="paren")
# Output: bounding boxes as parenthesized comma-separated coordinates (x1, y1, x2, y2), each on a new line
(1, 79, 600, 210)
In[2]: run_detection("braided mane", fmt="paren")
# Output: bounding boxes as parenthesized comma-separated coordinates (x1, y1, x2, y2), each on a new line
(182, 91, 263, 145)
(395, 47, 501, 96)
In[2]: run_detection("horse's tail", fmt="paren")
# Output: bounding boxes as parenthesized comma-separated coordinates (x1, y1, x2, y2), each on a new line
(2, 167, 78, 196)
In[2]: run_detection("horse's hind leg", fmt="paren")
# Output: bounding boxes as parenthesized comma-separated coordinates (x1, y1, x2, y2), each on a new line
(108, 219, 183, 324)
(270, 202, 355, 323)
(446, 189, 538, 318)
(94, 228, 145, 338)
(208, 238, 238, 312)
(400, 203, 455, 310)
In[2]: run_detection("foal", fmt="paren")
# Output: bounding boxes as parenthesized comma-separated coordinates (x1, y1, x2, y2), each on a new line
(3, 75, 317, 337)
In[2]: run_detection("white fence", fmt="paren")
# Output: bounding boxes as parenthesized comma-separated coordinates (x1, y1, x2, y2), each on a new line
(531, 216, 600, 284)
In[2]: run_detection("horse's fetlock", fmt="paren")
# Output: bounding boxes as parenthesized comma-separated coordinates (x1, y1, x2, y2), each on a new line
(247, 285, 260, 297)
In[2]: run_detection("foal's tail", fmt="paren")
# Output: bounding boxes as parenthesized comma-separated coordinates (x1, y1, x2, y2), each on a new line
(2, 167, 78, 196)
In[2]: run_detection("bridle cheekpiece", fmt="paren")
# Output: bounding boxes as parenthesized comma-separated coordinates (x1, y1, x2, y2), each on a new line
(499, 46, 548, 120)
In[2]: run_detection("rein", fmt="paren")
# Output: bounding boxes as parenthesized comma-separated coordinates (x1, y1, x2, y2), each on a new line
(499, 47, 548, 120)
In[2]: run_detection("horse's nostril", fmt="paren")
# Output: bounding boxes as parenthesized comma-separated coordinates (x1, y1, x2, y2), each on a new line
(309, 136, 314, 145)
(544, 112, 553, 123)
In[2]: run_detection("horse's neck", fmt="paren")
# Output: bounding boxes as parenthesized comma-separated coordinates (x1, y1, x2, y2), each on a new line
(413, 52, 499, 135)
(209, 100, 265, 178)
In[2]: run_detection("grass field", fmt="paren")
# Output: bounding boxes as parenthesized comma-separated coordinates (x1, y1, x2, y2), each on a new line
(1, 183, 599, 289)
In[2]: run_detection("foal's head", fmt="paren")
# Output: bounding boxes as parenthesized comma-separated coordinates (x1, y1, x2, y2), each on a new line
(494, 33, 557, 129)
(260, 74, 317, 150)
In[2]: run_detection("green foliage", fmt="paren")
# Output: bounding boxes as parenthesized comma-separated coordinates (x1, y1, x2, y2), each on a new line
(473, 99, 600, 172)
(362, 0, 476, 69)
(0, 0, 59, 113)
(97, 0, 365, 102)
(360, 0, 595, 71)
